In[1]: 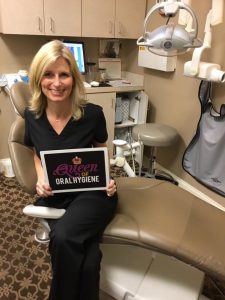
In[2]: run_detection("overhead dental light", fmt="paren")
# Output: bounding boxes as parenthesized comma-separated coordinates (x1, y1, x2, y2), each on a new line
(137, 0, 202, 57)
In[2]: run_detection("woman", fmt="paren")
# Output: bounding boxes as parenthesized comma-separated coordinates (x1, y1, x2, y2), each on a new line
(24, 40, 117, 300)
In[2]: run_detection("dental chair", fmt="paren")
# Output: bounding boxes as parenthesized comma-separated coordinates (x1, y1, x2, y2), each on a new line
(8, 82, 225, 300)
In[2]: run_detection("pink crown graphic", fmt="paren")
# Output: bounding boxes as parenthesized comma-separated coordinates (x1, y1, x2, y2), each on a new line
(72, 156, 82, 165)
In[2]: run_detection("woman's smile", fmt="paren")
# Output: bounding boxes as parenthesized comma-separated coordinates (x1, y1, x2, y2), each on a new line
(49, 88, 65, 96)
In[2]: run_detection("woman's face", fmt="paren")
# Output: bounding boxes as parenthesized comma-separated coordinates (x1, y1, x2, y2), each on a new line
(41, 57, 74, 103)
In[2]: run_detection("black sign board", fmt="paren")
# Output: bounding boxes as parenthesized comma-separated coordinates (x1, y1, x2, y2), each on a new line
(40, 148, 109, 193)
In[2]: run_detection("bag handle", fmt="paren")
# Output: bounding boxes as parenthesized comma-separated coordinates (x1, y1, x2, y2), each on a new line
(199, 80, 225, 117)
(198, 80, 212, 112)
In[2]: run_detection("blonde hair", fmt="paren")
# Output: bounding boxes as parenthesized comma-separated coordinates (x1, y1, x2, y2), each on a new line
(29, 40, 86, 119)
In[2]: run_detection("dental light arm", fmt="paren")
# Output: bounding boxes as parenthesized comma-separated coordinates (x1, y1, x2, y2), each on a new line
(211, 0, 224, 25)
(178, 0, 193, 32)
(185, 10, 212, 76)
(143, 2, 197, 35)
(184, 0, 225, 82)
(137, 0, 202, 56)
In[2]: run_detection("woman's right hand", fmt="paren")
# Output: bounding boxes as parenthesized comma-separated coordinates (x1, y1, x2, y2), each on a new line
(33, 150, 54, 197)
(36, 178, 54, 197)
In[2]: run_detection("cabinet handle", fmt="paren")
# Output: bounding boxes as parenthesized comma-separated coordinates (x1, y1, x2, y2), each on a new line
(50, 18, 54, 33)
(108, 21, 114, 35)
(38, 17, 42, 32)
(111, 98, 115, 108)
(118, 22, 122, 35)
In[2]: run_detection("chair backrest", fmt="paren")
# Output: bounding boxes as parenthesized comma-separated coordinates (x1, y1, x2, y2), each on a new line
(8, 82, 37, 195)
(10, 81, 32, 117)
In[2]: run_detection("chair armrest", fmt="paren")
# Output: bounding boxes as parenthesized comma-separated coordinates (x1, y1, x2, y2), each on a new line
(23, 204, 66, 219)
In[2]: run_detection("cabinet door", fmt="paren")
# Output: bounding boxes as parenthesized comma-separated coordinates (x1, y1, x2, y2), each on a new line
(44, 0, 81, 36)
(115, 0, 146, 39)
(86, 93, 116, 158)
(0, 0, 44, 35)
(82, 0, 115, 38)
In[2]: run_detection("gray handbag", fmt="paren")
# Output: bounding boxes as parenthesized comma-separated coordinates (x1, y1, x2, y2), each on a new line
(183, 80, 225, 197)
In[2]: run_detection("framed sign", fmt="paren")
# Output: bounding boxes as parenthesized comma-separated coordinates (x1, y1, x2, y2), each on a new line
(40, 147, 109, 193)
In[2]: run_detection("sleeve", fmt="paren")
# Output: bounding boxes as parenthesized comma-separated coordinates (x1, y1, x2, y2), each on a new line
(24, 109, 34, 147)
(94, 107, 108, 143)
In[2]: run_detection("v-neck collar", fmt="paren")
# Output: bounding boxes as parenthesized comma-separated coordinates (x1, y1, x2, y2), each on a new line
(44, 111, 73, 136)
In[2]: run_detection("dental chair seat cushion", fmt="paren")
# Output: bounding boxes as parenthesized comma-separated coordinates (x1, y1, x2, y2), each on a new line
(132, 123, 178, 147)
(104, 177, 225, 282)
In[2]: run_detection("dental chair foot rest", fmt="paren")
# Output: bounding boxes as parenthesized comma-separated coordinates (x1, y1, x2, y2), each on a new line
(100, 244, 205, 300)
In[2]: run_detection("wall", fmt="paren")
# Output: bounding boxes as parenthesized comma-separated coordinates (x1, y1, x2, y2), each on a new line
(123, 0, 225, 207)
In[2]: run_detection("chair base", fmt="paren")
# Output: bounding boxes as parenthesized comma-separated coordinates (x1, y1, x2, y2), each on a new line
(141, 168, 178, 185)
(34, 227, 50, 244)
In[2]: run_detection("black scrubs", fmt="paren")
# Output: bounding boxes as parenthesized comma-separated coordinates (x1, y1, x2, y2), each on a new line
(24, 103, 117, 300)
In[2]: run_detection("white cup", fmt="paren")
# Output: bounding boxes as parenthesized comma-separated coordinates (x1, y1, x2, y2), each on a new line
(1, 158, 15, 177)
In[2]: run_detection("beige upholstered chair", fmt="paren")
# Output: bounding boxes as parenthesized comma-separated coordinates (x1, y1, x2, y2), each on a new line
(8, 82, 225, 299)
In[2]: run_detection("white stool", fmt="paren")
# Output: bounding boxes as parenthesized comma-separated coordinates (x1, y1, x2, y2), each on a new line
(132, 123, 178, 184)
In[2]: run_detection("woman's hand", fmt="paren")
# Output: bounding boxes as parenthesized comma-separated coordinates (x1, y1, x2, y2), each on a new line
(106, 178, 117, 197)
(93, 143, 116, 197)
(36, 178, 54, 197)
(33, 150, 53, 197)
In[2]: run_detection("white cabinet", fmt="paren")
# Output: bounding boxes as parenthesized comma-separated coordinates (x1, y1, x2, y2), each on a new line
(1, 0, 145, 38)
(86, 90, 148, 158)
(0, 0, 81, 36)
(0, 0, 44, 35)
(114, 91, 148, 141)
(115, 0, 146, 39)
(82, 0, 146, 39)
(86, 92, 116, 158)
(44, 0, 81, 36)
(82, 0, 115, 38)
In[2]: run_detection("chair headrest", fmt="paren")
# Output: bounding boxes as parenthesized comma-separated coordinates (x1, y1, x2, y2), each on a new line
(10, 82, 31, 118)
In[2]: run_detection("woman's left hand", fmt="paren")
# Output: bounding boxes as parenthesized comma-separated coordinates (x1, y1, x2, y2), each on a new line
(106, 178, 117, 197)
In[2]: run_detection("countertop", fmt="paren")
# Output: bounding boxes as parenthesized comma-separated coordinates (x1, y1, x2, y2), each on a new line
(85, 83, 144, 94)
(85, 73, 144, 94)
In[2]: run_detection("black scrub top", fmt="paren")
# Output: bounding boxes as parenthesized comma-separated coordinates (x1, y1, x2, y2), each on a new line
(24, 103, 108, 158)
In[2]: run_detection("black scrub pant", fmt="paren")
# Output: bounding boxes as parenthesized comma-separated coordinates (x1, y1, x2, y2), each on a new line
(35, 190, 118, 300)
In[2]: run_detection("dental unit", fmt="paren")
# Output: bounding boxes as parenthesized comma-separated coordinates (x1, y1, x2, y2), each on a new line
(184, 0, 225, 82)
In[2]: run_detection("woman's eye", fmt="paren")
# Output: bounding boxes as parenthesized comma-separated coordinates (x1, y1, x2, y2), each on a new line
(60, 73, 70, 79)
(43, 72, 53, 78)
(42, 72, 71, 80)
